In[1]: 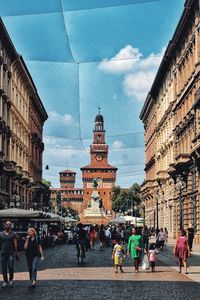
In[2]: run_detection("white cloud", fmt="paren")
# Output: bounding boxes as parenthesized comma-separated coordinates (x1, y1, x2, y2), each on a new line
(48, 111, 74, 126)
(99, 45, 165, 101)
(111, 140, 125, 149)
(123, 70, 156, 101)
(98, 45, 142, 74)
(139, 50, 164, 70)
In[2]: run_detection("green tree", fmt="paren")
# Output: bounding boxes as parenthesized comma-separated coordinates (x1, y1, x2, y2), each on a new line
(111, 183, 141, 215)
(42, 178, 52, 188)
(112, 186, 128, 213)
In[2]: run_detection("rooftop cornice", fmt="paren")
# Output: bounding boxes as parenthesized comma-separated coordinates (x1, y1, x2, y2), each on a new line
(140, 0, 197, 118)
(139, 93, 155, 121)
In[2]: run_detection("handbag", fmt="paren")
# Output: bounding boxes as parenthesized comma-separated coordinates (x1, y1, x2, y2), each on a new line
(132, 240, 142, 252)
(135, 245, 142, 252)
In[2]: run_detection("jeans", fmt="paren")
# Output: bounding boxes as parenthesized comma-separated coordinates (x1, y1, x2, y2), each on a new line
(26, 256, 39, 281)
(1, 253, 14, 283)
(75, 240, 86, 259)
(188, 237, 194, 250)
(142, 238, 149, 251)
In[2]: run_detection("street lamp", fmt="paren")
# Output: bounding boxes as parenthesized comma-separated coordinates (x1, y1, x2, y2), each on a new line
(56, 191, 65, 216)
(141, 202, 145, 226)
(134, 205, 138, 227)
(154, 187, 159, 234)
(175, 175, 186, 230)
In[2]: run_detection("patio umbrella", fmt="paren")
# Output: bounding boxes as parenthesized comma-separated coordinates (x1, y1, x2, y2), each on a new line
(0, 208, 44, 218)
(109, 216, 127, 224)
(64, 217, 78, 223)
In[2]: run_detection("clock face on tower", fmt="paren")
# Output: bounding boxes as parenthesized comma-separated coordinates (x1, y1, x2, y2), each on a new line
(96, 153, 103, 161)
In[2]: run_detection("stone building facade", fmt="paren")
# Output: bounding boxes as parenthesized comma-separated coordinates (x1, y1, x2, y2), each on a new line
(140, 0, 200, 241)
(0, 18, 47, 210)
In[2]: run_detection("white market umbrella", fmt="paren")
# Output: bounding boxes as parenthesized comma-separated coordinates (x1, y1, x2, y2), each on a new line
(109, 216, 127, 224)
(123, 216, 135, 222)
(130, 217, 143, 225)
(64, 217, 78, 223)
(45, 212, 65, 222)
(0, 208, 44, 218)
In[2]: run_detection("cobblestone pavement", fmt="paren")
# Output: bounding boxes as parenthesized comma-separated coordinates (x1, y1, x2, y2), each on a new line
(157, 237, 200, 283)
(0, 243, 200, 300)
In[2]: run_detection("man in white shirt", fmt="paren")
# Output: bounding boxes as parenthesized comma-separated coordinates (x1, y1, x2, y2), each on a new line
(105, 227, 111, 247)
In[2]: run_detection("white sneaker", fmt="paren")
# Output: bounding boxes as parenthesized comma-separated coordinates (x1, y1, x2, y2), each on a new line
(9, 280, 13, 288)
(1, 282, 8, 288)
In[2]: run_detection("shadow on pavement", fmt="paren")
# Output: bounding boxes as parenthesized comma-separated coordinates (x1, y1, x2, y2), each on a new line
(0, 279, 200, 300)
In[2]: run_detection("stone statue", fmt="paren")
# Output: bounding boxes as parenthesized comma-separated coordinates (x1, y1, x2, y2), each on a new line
(93, 178, 98, 189)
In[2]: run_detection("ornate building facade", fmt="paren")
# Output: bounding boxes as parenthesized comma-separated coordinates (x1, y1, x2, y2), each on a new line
(140, 0, 200, 241)
(0, 18, 48, 210)
(50, 111, 118, 223)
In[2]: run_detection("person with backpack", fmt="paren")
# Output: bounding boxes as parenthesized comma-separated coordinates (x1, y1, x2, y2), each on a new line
(24, 228, 44, 288)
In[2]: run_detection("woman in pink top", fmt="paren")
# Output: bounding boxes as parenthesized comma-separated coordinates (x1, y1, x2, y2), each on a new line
(148, 243, 158, 272)
(174, 229, 190, 274)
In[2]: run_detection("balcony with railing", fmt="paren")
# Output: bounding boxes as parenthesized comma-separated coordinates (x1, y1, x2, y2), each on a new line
(20, 170, 30, 184)
(3, 160, 17, 176)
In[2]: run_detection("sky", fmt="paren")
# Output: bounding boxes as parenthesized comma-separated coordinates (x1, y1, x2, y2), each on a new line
(1, 0, 185, 188)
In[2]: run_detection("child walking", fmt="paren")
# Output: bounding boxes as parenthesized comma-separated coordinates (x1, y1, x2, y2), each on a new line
(112, 238, 124, 273)
(148, 243, 158, 272)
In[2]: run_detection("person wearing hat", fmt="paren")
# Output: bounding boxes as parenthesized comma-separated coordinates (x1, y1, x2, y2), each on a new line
(187, 224, 195, 251)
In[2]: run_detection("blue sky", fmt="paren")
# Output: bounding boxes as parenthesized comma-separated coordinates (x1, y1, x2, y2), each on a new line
(1, 0, 185, 187)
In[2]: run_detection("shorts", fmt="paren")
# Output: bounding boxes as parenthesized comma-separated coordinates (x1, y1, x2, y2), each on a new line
(114, 256, 122, 266)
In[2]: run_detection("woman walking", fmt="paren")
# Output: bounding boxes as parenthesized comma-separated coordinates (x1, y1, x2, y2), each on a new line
(173, 229, 190, 274)
(89, 226, 96, 250)
(127, 227, 143, 273)
(24, 228, 44, 287)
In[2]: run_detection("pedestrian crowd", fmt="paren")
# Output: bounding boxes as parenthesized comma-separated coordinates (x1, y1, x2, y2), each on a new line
(0, 220, 195, 288)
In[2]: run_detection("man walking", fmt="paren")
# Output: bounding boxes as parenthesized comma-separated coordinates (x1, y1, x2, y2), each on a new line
(142, 226, 151, 251)
(0, 220, 19, 288)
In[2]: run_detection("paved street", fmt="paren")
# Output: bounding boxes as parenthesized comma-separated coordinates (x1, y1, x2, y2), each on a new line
(0, 242, 200, 300)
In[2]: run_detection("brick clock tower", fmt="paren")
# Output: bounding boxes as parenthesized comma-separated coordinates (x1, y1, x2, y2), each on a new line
(81, 110, 118, 222)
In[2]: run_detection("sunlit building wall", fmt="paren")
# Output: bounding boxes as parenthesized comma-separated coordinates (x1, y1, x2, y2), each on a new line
(140, 0, 200, 241)
(0, 18, 47, 210)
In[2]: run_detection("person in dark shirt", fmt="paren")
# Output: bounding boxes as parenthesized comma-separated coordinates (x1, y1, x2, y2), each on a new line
(0, 220, 19, 288)
(74, 223, 87, 263)
(142, 226, 151, 251)
(24, 228, 44, 288)
(187, 224, 195, 251)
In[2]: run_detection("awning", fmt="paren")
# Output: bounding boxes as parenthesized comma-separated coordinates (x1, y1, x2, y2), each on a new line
(45, 212, 65, 222)
(109, 216, 127, 224)
(0, 208, 44, 218)
(64, 216, 78, 223)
